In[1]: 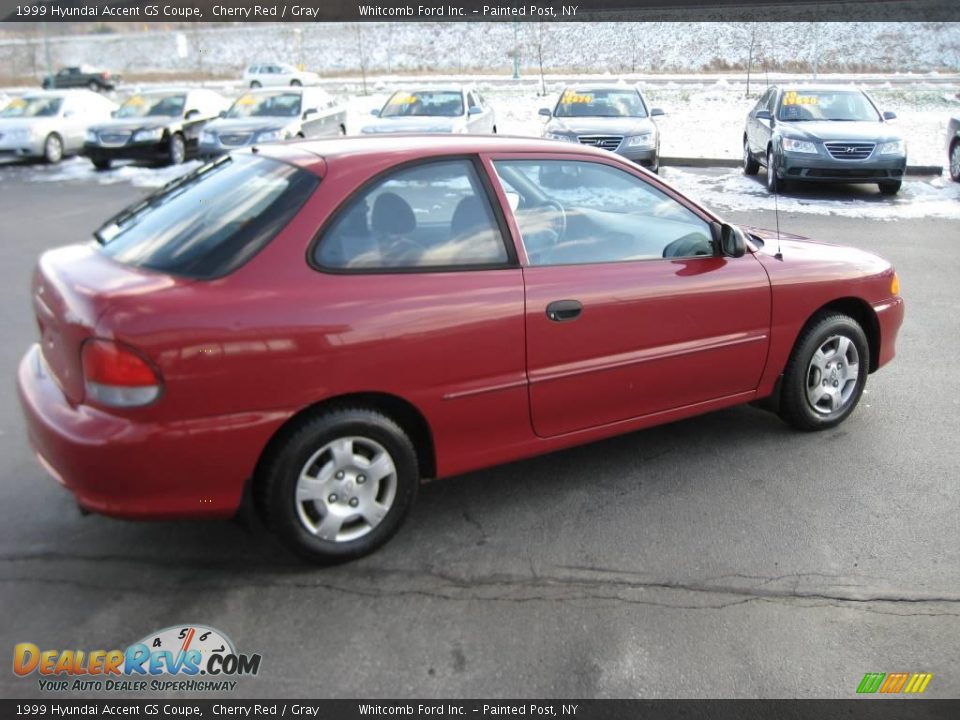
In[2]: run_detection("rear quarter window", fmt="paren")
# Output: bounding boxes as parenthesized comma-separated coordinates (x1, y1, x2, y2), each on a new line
(96, 155, 318, 279)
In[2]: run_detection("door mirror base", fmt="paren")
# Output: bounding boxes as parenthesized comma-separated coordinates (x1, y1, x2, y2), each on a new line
(712, 222, 747, 258)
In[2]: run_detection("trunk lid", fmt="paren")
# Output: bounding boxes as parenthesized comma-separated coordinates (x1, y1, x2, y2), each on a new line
(32, 242, 184, 405)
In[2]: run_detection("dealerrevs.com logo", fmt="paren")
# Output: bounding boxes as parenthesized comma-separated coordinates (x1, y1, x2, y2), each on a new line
(13, 625, 262, 693)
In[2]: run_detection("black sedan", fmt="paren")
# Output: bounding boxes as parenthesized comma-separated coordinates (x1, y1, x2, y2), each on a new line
(744, 85, 906, 195)
(539, 85, 664, 172)
(83, 89, 229, 169)
(42, 66, 118, 93)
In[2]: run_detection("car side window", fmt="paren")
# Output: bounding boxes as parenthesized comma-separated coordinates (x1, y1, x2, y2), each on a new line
(752, 90, 770, 115)
(492, 159, 714, 266)
(765, 90, 778, 115)
(315, 159, 510, 271)
(467, 92, 479, 110)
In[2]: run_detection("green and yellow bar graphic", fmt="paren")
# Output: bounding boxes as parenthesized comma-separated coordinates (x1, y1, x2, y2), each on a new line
(857, 672, 932, 694)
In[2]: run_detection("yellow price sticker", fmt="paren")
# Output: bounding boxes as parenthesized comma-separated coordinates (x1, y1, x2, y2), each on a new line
(783, 91, 818, 106)
(236, 94, 257, 106)
(388, 94, 418, 106)
(562, 92, 593, 104)
(125, 95, 145, 106)
(9, 97, 27, 108)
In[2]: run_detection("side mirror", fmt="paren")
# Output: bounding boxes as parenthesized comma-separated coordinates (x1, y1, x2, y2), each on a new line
(755, 109, 771, 121)
(370, 108, 380, 117)
(218, 110, 227, 118)
(538, 107, 552, 117)
(468, 106, 483, 116)
(650, 107, 665, 117)
(185, 109, 200, 120)
(110, 110, 118, 118)
(63, 109, 75, 118)
(715, 223, 746, 258)
(303, 108, 318, 119)
(882, 110, 897, 120)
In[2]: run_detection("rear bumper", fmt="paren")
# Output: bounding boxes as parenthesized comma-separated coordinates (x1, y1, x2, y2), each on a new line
(17, 344, 285, 520)
(874, 295, 905, 370)
(779, 152, 906, 183)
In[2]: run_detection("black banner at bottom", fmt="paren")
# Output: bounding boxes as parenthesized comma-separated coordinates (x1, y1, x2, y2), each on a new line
(2, 700, 959, 719)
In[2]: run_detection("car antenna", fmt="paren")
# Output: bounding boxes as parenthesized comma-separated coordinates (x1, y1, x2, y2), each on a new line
(773, 178, 784, 260)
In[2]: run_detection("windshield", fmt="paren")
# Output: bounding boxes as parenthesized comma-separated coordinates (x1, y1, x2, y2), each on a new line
(116, 93, 186, 119)
(777, 90, 880, 122)
(554, 89, 647, 118)
(227, 92, 301, 119)
(379, 91, 464, 118)
(96, 155, 319, 279)
(0, 96, 62, 118)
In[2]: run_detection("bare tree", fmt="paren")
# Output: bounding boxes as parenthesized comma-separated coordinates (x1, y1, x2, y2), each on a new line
(531, 22, 548, 96)
(355, 23, 368, 95)
(745, 23, 759, 97)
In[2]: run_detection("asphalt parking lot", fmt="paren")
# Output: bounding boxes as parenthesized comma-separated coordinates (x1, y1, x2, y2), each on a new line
(0, 163, 957, 699)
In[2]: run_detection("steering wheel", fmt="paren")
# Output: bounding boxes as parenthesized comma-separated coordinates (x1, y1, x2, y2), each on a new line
(540, 199, 567, 241)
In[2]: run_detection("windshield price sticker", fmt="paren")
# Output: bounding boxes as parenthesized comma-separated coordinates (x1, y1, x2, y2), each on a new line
(236, 94, 257, 106)
(388, 94, 419, 106)
(9, 97, 27, 108)
(561, 92, 593, 104)
(783, 91, 818, 106)
(125, 95, 145, 107)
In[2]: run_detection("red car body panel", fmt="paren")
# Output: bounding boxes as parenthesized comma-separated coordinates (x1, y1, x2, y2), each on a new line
(16, 136, 904, 519)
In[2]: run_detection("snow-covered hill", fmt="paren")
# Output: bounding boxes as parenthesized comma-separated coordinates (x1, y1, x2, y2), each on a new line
(1, 22, 958, 81)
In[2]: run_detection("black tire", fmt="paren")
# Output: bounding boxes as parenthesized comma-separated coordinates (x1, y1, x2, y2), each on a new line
(259, 407, 420, 564)
(879, 181, 902, 195)
(950, 141, 960, 182)
(743, 136, 760, 175)
(765, 148, 783, 192)
(92, 158, 112, 172)
(779, 313, 870, 432)
(167, 133, 185, 165)
(250, 81, 262, 89)
(290, 79, 303, 87)
(492, 125, 498, 134)
(87, 81, 100, 93)
(43, 133, 63, 164)
(338, 124, 346, 136)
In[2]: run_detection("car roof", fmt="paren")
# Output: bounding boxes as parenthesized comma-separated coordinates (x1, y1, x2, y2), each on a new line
(256, 134, 616, 174)
(390, 85, 467, 94)
(563, 84, 638, 92)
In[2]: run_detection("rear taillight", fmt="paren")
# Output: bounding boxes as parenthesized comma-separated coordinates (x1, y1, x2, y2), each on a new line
(81, 339, 162, 408)
(101, 71, 110, 79)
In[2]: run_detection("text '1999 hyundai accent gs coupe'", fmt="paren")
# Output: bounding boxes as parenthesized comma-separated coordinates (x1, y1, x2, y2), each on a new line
(17, 136, 904, 563)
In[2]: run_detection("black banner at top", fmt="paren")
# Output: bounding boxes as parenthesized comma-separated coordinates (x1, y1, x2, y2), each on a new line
(1, 0, 959, 23)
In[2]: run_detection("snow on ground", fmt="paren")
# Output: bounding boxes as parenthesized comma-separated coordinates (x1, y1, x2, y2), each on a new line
(20, 157, 202, 189)
(659, 167, 960, 221)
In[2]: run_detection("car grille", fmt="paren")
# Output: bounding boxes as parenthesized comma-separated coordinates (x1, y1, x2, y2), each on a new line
(823, 141, 875, 161)
(218, 133, 253, 146)
(98, 132, 131, 146)
(577, 135, 623, 152)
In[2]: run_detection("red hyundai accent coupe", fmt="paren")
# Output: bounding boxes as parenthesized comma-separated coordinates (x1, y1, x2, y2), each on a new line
(17, 136, 904, 562)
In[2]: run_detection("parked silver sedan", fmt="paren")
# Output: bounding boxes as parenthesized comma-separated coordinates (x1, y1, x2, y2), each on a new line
(0, 90, 116, 163)
(361, 86, 496, 135)
(199, 87, 347, 157)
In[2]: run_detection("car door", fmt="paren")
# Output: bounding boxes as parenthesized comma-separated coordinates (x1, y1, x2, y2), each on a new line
(486, 154, 772, 438)
(465, 91, 487, 134)
(58, 96, 86, 150)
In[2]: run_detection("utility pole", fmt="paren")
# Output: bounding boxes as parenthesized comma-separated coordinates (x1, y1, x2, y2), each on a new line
(512, 21, 520, 80)
(43, 22, 53, 85)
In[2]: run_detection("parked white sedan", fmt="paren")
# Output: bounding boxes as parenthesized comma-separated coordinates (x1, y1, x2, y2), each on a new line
(361, 86, 497, 135)
(0, 90, 116, 163)
(243, 63, 321, 88)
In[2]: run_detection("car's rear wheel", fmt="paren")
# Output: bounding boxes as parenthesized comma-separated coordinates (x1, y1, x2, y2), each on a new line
(168, 133, 185, 165)
(92, 158, 112, 172)
(779, 313, 870, 431)
(260, 407, 420, 564)
(879, 181, 902, 195)
(765, 148, 783, 192)
(743, 137, 760, 175)
(950, 141, 960, 182)
(87, 81, 100, 93)
(250, 81, 261, 89)
(43, 133, 63, 164)
(290, 79, 302, 87)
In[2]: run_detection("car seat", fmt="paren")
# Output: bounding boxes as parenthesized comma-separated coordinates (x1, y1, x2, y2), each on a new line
(371, 192, 422, 266)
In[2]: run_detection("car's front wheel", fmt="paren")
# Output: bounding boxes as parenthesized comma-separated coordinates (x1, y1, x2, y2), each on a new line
(43, 133, 63, 164)
(950, 141, 960, 182)
(260, 407, 420, 564)
(168, 133, 185, 165)
(766, 148, 783, 192)
(92, 158, 112, 172)
(290, 79, 302, 87)
(779, 312, 870, 431)
(743, 137, 760, 175)
(250, 80, 261, 89)
(87, 81, 100, 93)
(879, 181, 902, 195)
